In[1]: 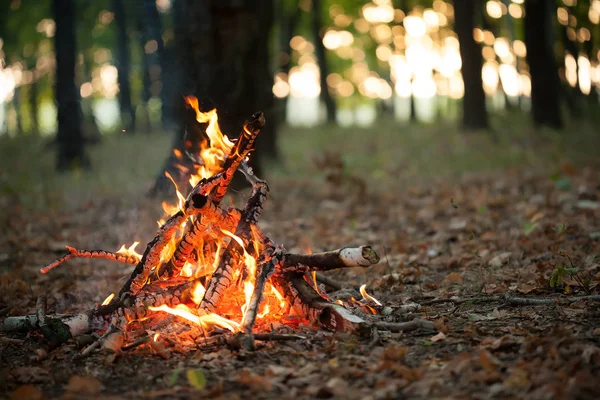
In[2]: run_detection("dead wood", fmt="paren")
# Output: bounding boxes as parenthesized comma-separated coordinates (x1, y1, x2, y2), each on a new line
(373, 319, 437, 333)
(271, 272, 366, 333)
(282, 246, 380, 272)
(212, 112, 265, 203)
(41, 246, 139, 274)
(199, 181, 270, 313)
(241, 247, 284, 334)
(504, 294, 600, 306)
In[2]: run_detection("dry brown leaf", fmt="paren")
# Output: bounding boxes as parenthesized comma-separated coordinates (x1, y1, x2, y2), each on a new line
(9, 385, 43, 400)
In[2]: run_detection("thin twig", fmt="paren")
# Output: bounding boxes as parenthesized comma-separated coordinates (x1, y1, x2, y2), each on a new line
(374, 319, 437, 333)
(253, 333, 306, 341)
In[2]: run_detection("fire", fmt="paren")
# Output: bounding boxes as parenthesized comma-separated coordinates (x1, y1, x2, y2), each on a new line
(116, 242, 142, 262)
(191, 281, 206, 305)
(148, 304, 240, 332)
(101, 293, 115, 306)
(153, 333, 160, 341)
(359, 284, 382, 306)
(183, 96, 234, 181)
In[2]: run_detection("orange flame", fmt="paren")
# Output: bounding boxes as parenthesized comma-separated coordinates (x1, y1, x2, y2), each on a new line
(148, 304, 240, 332)
(116, 242, 142, 262)
(183, 96, 234, 181)
(101, 293, 115, 306)
(359, 284, 382, 306)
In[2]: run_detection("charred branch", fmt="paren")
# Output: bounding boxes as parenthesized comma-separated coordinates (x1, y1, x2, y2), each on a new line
(41, 246, 140, 274)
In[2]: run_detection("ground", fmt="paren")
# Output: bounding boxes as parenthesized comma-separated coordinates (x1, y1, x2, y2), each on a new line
(1, 115, 599, 399)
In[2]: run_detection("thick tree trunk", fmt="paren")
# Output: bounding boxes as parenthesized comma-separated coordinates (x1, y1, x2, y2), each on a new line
(453, 0, 488, 131)
(53, 0, 89, 171)
(274, 0, 300, 129)
(524, 0, 563, 129)
(152, 0, 277, 195)
(138, 0, 166, 128)
(113, 0, 135, 133)
(312, 0, 336, 123)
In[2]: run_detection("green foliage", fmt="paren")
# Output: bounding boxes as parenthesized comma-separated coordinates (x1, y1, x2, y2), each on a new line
(186, 368, 207, 390)
(523, 222, 538, 236)
(550, 252, 593, 294)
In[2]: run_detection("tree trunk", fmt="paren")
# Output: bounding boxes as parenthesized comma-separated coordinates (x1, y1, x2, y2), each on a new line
(12, 87, 24, 135)
(138, 0, 166, 128)
(28, 71, 40, 134)
(312, 0, 336, 123)
(152, 0, 277, 196)
(53, 0, 89, 171)
(274, 0, 301, 127)
(453, 0, 488, 131)
(113, 0, 135, 133)
(524, 0, 562, 129)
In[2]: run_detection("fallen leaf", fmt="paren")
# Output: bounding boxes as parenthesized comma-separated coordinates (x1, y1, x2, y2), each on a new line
(65, 376, 102, 394)
(186, 368, 206, 390)
(9, 385, 42, 400)
(443, 272, 463, 285)
(430, 332, 446, 342)
(382, 344, 408, 361)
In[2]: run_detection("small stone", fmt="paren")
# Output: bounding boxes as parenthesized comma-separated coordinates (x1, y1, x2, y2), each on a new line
(489, 252, 511, 268)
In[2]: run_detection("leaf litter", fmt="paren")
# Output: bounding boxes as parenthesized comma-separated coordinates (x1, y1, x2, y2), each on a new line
(1, 164, 599, 399)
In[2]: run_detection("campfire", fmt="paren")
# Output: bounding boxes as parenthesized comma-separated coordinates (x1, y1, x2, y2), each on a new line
(3, 98, 433, 357)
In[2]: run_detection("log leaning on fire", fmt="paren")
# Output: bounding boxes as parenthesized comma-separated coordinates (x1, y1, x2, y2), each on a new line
(212, 111, 265, 203)
(40, 246, 141, 274)
(2, 280, 197, 343)
(241, 246, 284, 334)
(199, 181, 270, 313)
(159, 113, 264, 279)
(281, 246, 380, 272)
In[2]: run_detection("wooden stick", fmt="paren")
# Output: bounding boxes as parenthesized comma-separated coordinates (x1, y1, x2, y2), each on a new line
(282, 246, 380, 272)
(41, 246, 139, 274)
(241, 247, 284, 334)
(505, 294, 600, 305)
(373, 319, 436, 333)
(211, 112, 265, 203)
(199, 182, 269, 312)
(271, 272, 366, 333)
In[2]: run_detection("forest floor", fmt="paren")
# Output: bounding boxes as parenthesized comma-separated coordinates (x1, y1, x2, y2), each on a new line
(1, 114, 600, 399)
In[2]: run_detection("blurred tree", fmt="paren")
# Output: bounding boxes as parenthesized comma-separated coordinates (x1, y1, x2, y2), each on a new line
(112, 0, 135, 132)
(152, 0, 276, 195)
(138, 0, 166, 130)
(53, 0, 89, 170)
(453, 0, 488, 131)
(524, 0, 562, 129)
(312, 0, 337, 123)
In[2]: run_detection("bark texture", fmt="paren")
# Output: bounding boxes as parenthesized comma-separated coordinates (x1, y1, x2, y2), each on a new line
(453, 0, 488, 131)
(524, 0, 563, 129)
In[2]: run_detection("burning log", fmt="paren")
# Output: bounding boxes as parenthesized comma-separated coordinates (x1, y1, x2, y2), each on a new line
(199, 181, 270, 313)
(240, 246, 284, 334)
(211, 112, 265, 203)
(2, 96, 435, 355)
(41, 245, 141, 274)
